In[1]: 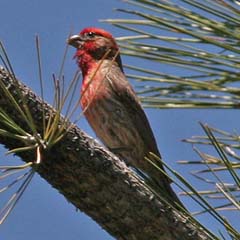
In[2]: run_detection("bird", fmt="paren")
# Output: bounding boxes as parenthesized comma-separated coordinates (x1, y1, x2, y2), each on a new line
(68, 27, 184, 210)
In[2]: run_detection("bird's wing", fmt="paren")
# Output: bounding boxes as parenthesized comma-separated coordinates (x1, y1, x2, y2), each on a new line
(105, 65, 174, 187)
(105, 66, 162, 159)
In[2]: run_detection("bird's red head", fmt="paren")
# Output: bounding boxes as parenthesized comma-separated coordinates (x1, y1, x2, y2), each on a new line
(80, 27, 114, 43)
(68, 27, 122, 74)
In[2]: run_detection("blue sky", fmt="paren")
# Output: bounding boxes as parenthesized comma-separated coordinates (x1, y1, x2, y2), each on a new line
(0, 0, 239, 239)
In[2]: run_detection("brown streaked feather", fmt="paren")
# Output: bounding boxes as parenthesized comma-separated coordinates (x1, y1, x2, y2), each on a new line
(102, 64, 187, 210)
(105, 66, 162, 158)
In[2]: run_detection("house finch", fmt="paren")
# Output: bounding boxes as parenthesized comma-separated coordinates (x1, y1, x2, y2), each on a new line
(68, 27, 183, 209)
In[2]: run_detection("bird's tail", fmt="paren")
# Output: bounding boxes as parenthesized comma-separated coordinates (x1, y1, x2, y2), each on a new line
(143, 153, 186, 211)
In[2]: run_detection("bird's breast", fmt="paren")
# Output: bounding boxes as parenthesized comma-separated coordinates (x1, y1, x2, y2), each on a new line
(80, 75, 145, 166)
(80, 75, 105, 112)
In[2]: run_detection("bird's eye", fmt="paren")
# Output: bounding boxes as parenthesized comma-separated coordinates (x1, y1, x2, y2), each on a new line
(86, 32, 96, 38)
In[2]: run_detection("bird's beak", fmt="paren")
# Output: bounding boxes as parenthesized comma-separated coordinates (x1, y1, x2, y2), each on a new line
(67, 35, 84, 49)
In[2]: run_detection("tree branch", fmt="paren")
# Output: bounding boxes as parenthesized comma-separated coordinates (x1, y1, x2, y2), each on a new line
(0, 67, 210, 240)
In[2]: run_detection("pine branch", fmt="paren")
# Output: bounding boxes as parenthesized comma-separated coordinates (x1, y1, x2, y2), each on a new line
(103, 0, 240, 109)
(0, 67, 212, 239)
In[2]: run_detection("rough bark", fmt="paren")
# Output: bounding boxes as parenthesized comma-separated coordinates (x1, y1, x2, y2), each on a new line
(0, 67, 210, 240)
